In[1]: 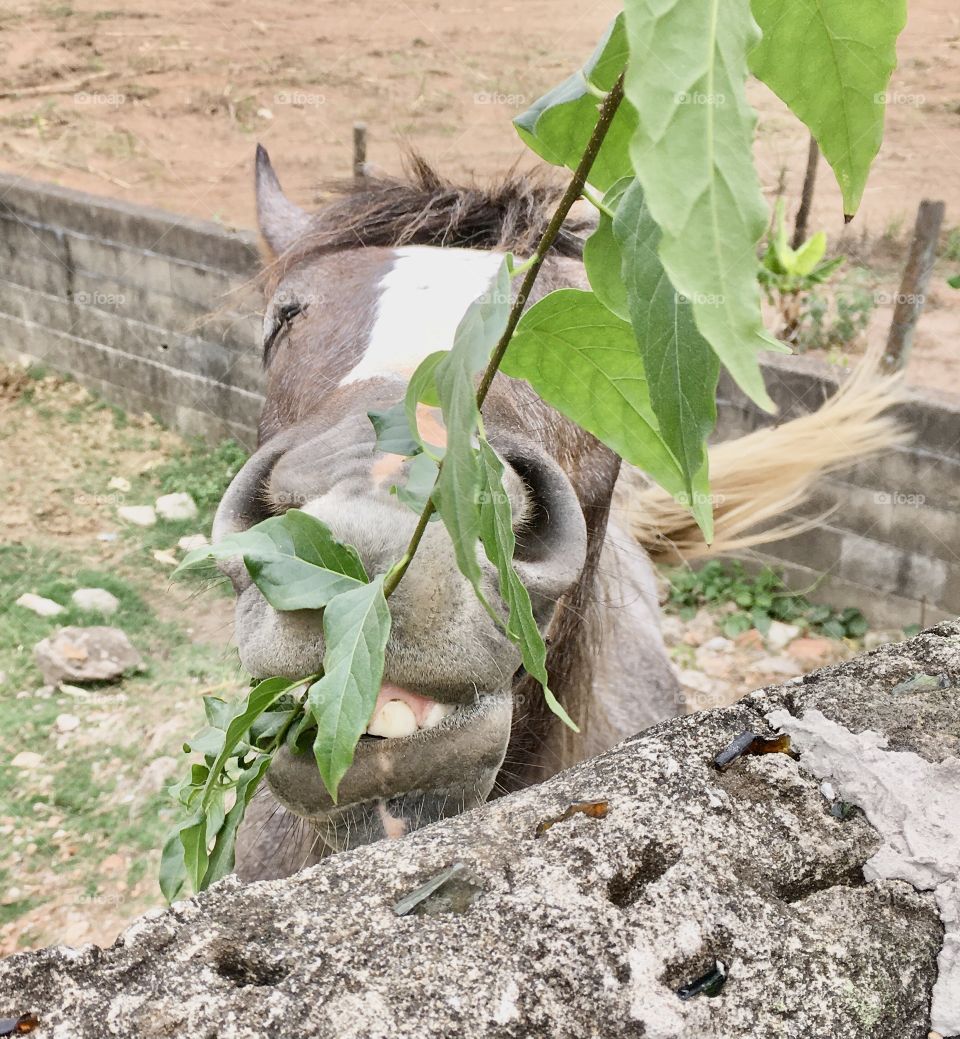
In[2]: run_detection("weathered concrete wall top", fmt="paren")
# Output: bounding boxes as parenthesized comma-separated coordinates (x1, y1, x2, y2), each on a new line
(1, 621, 958, 1039)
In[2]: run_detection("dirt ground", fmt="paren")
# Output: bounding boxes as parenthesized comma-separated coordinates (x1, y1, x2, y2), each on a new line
(0, 0, 957, 393)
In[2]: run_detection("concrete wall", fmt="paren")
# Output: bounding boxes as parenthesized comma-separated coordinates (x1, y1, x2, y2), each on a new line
(0, 172, 263, 448)
(1, 173, 957, 625)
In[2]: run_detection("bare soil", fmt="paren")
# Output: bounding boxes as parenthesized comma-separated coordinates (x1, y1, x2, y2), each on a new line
(0, 0, 956, 393)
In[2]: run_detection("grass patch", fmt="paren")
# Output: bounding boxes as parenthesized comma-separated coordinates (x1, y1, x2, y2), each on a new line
(664, 560, 870, 640)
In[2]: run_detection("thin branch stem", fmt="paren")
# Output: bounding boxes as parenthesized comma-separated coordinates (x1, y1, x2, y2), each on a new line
(382, 72, 626, 601)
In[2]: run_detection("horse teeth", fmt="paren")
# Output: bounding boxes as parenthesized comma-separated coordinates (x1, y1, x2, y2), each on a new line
(367, 699, 418, 739)
(420, 703, 455, 730)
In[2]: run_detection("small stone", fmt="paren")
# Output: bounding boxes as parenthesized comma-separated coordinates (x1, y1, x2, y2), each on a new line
(118, 505, 156, 527)
(746, 655, 805, 678)
(659, 615, 687, 644)
(34, 626, 143, 685)
(178, 534, 209, 552)
(766, 621, 802, 652)
(12, 751, 43, 769)
(153, 550, 179, 567)
(108, 476, 131, 492)
(734, 628, 764, 651)
(55, 713, 80, 733)
(1, 887, 22, 906)
(701, 636, 734, 654)
(787, 637, 834, 668)
(96, 531, 119, 542)
(71, 588, 120, 616)
(155, 493, 198, 522)
(15, 593, 64, 617)
(682, 609, 719, 647)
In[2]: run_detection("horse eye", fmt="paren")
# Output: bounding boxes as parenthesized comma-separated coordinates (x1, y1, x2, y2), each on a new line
(278, 301, 306, 323)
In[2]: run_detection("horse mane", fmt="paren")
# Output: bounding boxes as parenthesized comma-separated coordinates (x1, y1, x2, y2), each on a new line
(261, 155, 586, 294)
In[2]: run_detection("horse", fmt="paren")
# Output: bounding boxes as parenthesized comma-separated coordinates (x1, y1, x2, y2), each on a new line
(220, 146, 900, 881)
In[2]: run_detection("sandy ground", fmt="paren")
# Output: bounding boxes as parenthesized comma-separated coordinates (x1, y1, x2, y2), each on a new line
(0, 0, 957, 393)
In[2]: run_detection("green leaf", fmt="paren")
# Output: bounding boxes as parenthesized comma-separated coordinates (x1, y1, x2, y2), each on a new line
(623, 0, 785, 410)
(477, 440, 577, 730)
(514, 13, 638, 191)
(178, 811, 209, 894)
(948, 274, 960, 290)
(793, 232, 828, 277)
(393, 452, 440, 515)
(159, 827, 189, 903)
(501, 288, 685, 496)
(431, 259, 512, 595)
(613, 180, 718, 535)
(243, 555, 364, 612)
(368, 402, 422, 458)
(175, 511, 368, 604)
(749, 0, 906, 217)
(308, 576, 392, 801)
(200, 676, 300, 811)
(582, 178, 632, 320)
(404, 351, 446, 458)
(204, 754, 272, 888)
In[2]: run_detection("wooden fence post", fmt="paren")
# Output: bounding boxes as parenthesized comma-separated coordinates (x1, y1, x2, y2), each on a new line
(353, 122, 367, 181)
(881, 199, 945, 374)
(791, 134, 819, 250)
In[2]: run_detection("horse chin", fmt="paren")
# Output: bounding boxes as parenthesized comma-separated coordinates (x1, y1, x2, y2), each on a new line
(264, 691, 513, 853)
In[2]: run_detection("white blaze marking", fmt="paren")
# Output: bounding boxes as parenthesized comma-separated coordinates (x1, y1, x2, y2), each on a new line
(340, 246, 505, 385)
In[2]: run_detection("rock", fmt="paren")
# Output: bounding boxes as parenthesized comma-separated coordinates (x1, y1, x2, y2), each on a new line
(681, 608, 718, 647)
(133, 756, 178, 797)
(700, 636, 733, 654)
(659, 614, 687, 644)
(71, 588, 120, 616)
(3, 624, 960, 1038)
(152, 550, 179, 567)
(117, 505, 156, 527)
(108, 476, 131, 493)
(787, 636, 834, 668)
(15, 593, 64, 618)
(177, 534, 209, 552)
(96, 531, 119, 542)
(155, 493, 198, 522)
(11, 752, 43, 769)
(765, 620, 802, 652)
(734, 628, 764, 651)
(55, 713, 80, 733)
(33, 627, 142, 685)
(746, 655, 805, 677)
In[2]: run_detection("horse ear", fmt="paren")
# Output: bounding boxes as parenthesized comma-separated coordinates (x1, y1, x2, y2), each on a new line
(255, 144, 310, 255)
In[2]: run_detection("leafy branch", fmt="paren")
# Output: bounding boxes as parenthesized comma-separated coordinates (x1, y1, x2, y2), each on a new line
(383, 73, 626, 600)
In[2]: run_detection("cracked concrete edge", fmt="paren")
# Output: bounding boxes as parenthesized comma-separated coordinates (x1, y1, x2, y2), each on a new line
(0, 621, 957, 1039)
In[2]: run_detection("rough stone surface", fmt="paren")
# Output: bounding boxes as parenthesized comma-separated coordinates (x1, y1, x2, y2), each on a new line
(3, 623, 960, 1038)
(155, 492, 198, 521)
(70, 588, 120, 616)
(33, 626, 143, 685)
(15, 593, 63, 617)
(116, 505, 156, 527)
